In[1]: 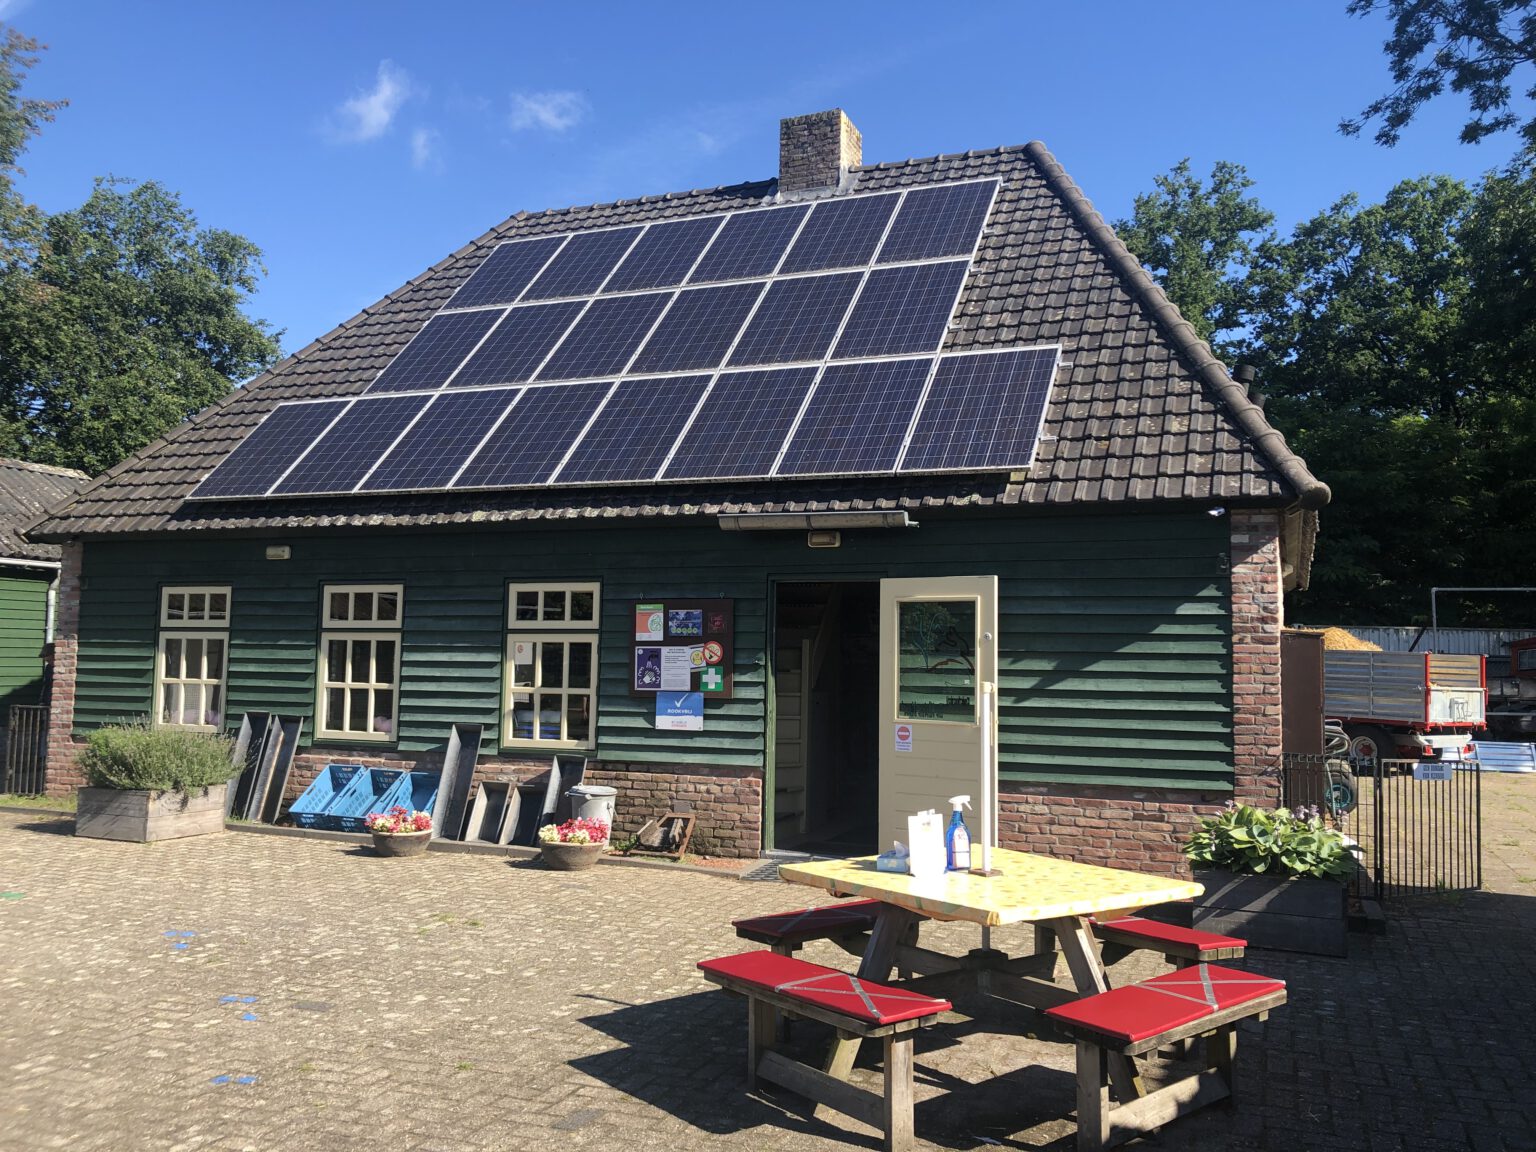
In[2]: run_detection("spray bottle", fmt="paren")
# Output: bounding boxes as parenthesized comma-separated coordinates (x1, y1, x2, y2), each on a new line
(946, 795, 973, 872)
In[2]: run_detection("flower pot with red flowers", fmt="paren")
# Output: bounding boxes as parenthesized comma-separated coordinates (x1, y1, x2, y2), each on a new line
(365, 806, 434, 857)
(538, 817, 609, 871)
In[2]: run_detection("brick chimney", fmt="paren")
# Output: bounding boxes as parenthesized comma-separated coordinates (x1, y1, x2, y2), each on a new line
(779, 110, 862, 194)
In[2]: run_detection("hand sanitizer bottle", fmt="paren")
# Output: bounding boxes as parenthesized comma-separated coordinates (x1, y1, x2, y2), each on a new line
(946, 795, 972, 871)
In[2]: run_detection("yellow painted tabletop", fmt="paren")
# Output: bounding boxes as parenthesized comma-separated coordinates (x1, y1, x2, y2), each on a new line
(777, 847, 1203, 928)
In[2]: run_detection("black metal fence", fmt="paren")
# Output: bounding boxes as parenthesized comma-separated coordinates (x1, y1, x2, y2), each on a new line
(2, 704, 48, 795)
(1282, 752, 1482, 901)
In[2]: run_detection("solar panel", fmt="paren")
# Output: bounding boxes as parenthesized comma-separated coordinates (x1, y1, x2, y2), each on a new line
(777, 358, 933, 476)
(831, 260, 969, 360)
(727, 273, 860, 366)
(191, 400, 352, 498)
(448, 236, 564, 309)
(877, 181, 996, 263)
(522, 227, 642, 300)
(628, 282, 764, 374)
(367, 310, 503, 393)
(448, 301, 584, 388)
(899, 348, 1058, 473)
(455, 381, 615, 488)
(779, 194, 898, 273)
(555, 375, 713, 484)
(662, 367, 818, 480)
(603, 216, 723, 293)
(688, 204, 808, 284)
(536, 293, 672, 381)
(361, 387, 521, 492)
(272, 394, 428, 494)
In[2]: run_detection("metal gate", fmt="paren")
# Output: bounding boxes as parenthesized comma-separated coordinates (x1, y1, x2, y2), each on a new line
(1283, 754, 1482, 900)
(2, 704, 48, 795)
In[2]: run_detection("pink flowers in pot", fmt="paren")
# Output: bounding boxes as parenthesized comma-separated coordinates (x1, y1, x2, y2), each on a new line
(365, 806, 432, 834)
(537, 817, 610, 845)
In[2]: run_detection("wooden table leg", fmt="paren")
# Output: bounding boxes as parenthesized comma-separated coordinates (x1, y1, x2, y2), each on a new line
(1043, 916, 1144, 1105)
(823, 906, 925, 1085)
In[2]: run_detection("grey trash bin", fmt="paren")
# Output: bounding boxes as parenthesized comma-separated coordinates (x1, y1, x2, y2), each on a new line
(567, 784, 617, 830)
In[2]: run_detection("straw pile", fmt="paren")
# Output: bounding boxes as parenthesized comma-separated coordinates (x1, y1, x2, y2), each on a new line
(1298, 626, 1381, 651)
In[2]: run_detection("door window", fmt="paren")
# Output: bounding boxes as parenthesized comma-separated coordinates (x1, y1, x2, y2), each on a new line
(896, 600, 977, 723)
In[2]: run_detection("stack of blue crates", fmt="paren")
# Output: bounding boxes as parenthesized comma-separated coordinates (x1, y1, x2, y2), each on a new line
(286, 765, 444, 833)
(287, 764, 365, 829)
(378, 771, 441, 826)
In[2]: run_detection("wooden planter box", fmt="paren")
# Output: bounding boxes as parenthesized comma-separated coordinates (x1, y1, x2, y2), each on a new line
(75, 784, 228, 843)
(1192, 868, 1349, 957)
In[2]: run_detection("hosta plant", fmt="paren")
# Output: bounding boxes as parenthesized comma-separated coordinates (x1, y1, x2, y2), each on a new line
(1184, 802, 1357, 882)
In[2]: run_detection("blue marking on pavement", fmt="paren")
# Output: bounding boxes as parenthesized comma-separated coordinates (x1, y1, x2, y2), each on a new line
(240, 1012, 258, 1022)
(234, 1076, 257, 1085)
(209, 1075, 230, 1085)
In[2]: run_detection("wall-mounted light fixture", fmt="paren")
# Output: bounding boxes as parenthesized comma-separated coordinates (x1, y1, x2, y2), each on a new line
(806, 530, 841, 549)
(265, 545, 292, 560)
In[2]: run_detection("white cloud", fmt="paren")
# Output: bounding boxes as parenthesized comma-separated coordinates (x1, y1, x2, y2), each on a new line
(411, 127, 440, 170)
(333, 60, 416, 143)
(0, 0, 33, 19)
(509, 90, 588, 133)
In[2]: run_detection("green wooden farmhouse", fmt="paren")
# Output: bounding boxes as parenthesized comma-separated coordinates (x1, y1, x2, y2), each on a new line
(27, 111, 1327, 867)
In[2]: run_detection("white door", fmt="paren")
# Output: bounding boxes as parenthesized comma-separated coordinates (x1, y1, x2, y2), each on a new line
(878, 576, 999, 853)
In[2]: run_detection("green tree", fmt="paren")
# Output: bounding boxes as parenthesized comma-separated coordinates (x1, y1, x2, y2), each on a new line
(0, 25, 279, 474)
(1342, 0, 1536, 149)
(1112, 159, 1275, 360)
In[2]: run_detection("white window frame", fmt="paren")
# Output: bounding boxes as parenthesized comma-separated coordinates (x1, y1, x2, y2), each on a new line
(154, 629, 230, 733)
(317, 584, 404, 742)
(155, 586, 232, 731)
(322, 583, 405, 629)
(160, 585, 231, 628)
(504, 583, 599, 750)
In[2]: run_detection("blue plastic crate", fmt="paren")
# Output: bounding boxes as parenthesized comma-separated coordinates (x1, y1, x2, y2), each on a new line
(378, 771, 441, 827)
(328, 767, 409, 833)
(287, 763, 365, 830)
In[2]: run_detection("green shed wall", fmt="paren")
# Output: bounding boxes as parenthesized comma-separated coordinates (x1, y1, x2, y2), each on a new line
(71, 510, 1234, 790)
(0, 572, 50, 714)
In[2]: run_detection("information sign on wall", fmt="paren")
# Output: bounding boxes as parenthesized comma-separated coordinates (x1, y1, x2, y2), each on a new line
(631, 598, 733, 701)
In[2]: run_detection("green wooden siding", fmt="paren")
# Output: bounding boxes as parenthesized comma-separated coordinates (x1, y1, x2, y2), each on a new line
(0, 573, 50, 713)
(71, 510, 1234, 789)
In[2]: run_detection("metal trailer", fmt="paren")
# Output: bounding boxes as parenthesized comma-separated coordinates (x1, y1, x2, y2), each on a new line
(1324, 650, 1486, 760)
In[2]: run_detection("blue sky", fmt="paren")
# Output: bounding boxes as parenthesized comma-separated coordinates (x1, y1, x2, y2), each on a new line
(5, 1, 1528, 358)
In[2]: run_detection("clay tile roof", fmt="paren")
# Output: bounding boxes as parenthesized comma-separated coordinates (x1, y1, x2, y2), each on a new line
(26, 143, 1327, 542)
(0, 459, 89, 560)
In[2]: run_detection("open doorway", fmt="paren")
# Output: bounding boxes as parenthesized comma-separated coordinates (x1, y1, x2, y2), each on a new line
(772, 581, 880, 855)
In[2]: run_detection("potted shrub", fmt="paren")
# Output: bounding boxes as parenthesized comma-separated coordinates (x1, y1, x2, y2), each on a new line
(75, 720, 238, 843)
(365, 806, 434, 857)
(1184, 802, 1358, 957)
(538, 816, 610, 871)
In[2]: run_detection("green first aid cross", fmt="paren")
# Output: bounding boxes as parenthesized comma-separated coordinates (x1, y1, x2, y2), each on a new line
(700, 666, 724, 692)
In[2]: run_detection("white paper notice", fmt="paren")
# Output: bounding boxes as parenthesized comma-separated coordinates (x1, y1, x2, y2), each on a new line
(660, 646, 694, 690)
(512, 641, 534, 665)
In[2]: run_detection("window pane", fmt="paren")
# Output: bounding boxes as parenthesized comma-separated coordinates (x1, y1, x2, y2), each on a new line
(354, 592, 374, 622)
(185, 637, 204, 677)
(164, 637, 183, 677)
(209, 592, 229, 621)
(373, 690, 394, 734)
(896, 600, 977, 722)
(566, 695, 590, 743)
(570, 590, 595, 622)
(327, 639, 348, 682)
(207, 686, 222, 729)
(538, 693, 562, 739)
(512, 642, 535, 688)
(206, 639, 225, 680)
(180, 684, 204, 726)
(348, 688, 369, 731)
(351, 640, 371, 681)
(511, 696, 535, 741)
(326, 687, 345, 729)
(543, 590, 567, 621)
(375, 640, 396, 684)
(160, 683, 176, 725)
(376, 591, 399, 623)
(188, 593, 206, 620)
(166, 593, 185, 621)
(568, 642, 592, 689)
(514, 591, 539, 622)
(330, 591, 350, 621)
(541, 641, 565, 688)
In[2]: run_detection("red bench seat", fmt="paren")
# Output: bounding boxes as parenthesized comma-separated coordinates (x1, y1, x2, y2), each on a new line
(699, 950, 950, 1027)
(732, 899, 883, 952)
(1045, 962, 1283, 1046)
(1091, 916, 1246, 963)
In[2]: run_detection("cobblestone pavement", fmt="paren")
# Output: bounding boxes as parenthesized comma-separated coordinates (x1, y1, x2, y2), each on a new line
(3, 774, 1535, 1152)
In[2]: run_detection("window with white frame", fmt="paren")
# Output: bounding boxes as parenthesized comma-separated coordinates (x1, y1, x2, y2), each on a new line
(156, 586, 231, 731)
(317, 584, 402, 741)
(504, 583, 598, 749)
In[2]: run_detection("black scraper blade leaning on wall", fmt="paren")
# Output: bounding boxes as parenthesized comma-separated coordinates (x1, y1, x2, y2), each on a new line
(432, 723, 484, 840)
(226, 712, 272, 817)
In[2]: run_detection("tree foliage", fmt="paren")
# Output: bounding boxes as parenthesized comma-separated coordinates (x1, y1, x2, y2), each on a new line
(1342, 0, 1536, 149)
(1120, 157, 1536, 624)
(1112, 160, 1275, 360)
(0, 25, 279, 475)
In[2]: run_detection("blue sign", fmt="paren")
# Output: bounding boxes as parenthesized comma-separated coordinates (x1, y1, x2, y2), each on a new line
(655, 691, 704, 732)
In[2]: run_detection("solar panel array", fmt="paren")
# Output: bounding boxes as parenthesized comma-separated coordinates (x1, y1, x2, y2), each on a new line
(190, 179, 1061, 500)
